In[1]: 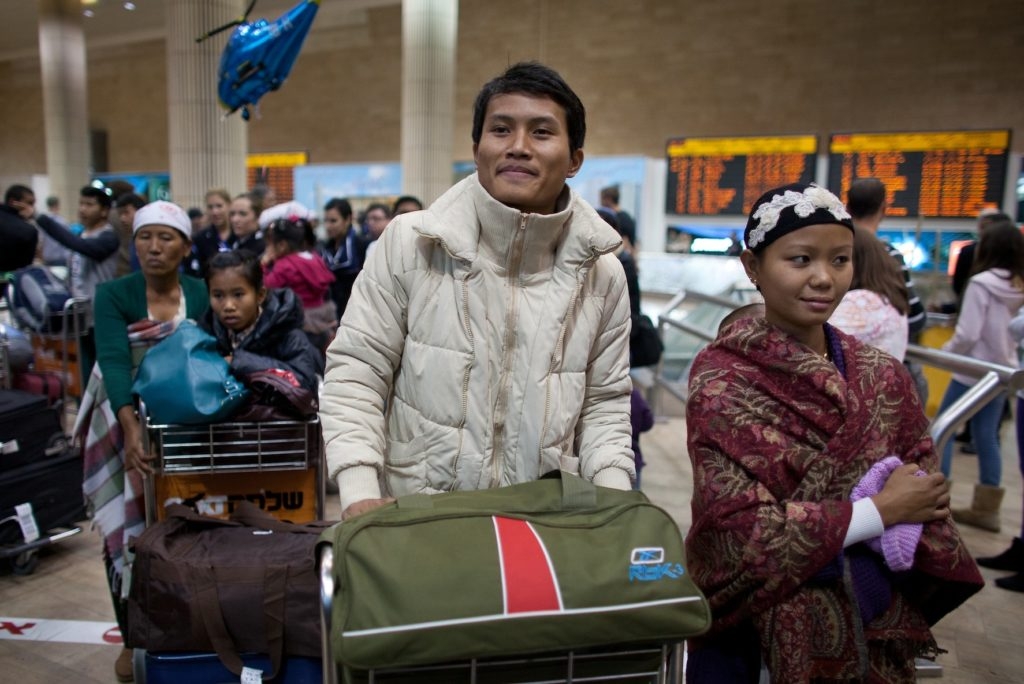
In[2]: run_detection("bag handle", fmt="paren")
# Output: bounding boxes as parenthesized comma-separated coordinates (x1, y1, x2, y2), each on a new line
(189, 564, 286, 680)
(229, 500, 326, 535)
(395, 471, 598, 511)
(165, 503, 243, 528)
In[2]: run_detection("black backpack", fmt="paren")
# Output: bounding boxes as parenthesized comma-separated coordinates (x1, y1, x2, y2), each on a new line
(6, 266, 72, 334)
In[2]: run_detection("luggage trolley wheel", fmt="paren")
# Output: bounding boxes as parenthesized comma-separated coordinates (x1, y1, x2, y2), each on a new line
(9, 549, 39, 575)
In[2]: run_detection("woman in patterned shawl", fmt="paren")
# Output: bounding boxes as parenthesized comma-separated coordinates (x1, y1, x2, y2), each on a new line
(685, 183, 982, 683)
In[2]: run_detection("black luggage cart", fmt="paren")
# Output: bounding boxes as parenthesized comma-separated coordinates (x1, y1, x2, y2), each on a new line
(317, 544, 685, 684)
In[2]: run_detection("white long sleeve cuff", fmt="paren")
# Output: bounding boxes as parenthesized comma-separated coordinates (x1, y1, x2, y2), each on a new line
(592, 467, 632, 491)
(337, 465, 382, 513)
(843, 497, 885, 548)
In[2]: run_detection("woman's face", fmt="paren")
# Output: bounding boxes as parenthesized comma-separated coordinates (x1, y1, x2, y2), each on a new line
(135, 226, 191, 278)
(206, 194, 229, 230)
(207, 266, 266, 332)
(323, 207, 351, 240)
(740, 224, 853, 346)
(229, 198, 259, 238)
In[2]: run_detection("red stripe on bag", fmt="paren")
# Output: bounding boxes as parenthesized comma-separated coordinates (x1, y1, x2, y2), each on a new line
(493, 516, 562, 614)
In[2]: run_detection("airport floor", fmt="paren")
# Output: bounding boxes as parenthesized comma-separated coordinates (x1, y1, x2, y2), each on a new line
(1, 414, 1023, 682)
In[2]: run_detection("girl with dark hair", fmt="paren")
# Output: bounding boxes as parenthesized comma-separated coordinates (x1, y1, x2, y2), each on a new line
(829, 226, 910, 360)
(938, 218, 1024, 531)
(262, 216, 337, 352)
(199, 250, 323, 393)
(317, 197, 364, 320)
(686, 183, 981, 683)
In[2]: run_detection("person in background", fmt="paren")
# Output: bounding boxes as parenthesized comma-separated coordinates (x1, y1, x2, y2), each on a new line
(36, 185, 120, 301)
(200, 250, 323, 393)
(829, 223, 910, 360)
(686, 182, 980, 682)
(262, 215, 337, 352)
(361, 202, 391, 262)
(600, 184, 637, 252)
(230, 192, 266, 257)
(115, 193, 146, 273)
(187, 207, 205, 235)
(78, 200, 205, 682)
(318, 197, 365, 321)
(191, 188, 236, 275)
(321, 61, 634, 520)
(952, 208, 1008, 309)
(1, 184, 39, 275)
(937, 217, 1024, 532)
(979, 308, 1024, 592)
(846, 177, 927, 400)
(392, 194, 423, 216)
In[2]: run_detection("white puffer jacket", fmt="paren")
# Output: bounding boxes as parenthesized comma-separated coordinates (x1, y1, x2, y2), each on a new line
(321, 174, 635, 510)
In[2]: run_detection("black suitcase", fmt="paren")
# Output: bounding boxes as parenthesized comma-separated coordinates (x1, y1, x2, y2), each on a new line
(0, 448, 85, 545)
(0, 389, 67, 473)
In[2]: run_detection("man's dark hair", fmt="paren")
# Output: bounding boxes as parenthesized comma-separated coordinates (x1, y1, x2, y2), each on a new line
(187, 207, 204, 220)
(392, 195, 422, 214)
(325, 197, 353, 220)
(600, 186, 619, 204)
(364, 202, 392, 219)
(81, 185, 113, 209)
(471, 62, 586, 155)
(846, 178, 886, 220)
(4, 184, 34, 205)
(115, 192, 146, 210)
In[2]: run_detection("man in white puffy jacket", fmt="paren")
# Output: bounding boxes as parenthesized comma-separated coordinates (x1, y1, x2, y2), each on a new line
(321, 62, 636, 519)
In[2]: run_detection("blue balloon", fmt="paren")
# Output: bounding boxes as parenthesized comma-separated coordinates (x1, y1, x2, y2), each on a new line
(208, 0, 320, 120)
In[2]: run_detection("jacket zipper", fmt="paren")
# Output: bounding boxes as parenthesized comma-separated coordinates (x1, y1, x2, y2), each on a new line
(491, 214, 529, 487)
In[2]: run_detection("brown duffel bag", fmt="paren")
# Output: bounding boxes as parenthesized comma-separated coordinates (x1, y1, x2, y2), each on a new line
(126, 501, 333, 678)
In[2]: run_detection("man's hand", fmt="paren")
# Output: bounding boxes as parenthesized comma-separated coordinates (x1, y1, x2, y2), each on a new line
(871, 464, 950, 526)
(341, 498, 395, 521)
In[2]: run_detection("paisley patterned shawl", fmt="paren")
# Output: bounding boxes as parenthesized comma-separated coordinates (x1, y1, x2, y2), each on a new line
(685, 318, 982, 680)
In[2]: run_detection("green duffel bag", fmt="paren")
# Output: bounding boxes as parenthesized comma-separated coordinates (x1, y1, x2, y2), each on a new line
(319, 472, 710, 672)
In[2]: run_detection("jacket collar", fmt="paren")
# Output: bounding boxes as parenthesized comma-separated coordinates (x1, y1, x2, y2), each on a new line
(411, 173, 622, 271)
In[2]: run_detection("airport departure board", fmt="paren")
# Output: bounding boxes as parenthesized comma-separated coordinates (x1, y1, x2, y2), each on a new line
(665, 135, 817, 216)
(827, 130, 1010, 218)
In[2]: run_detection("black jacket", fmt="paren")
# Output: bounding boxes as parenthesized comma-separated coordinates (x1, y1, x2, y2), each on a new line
(0, 205, 38, 272)
(199, 287, 323, 392)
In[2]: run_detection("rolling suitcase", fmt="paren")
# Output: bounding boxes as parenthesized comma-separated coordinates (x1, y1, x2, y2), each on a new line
(0, 447, 85, 545)
(0, 389, 67, 474)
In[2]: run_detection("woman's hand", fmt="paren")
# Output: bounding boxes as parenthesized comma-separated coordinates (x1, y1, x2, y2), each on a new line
(871, 463, 950, 526)
(117, 407, 156, 476)
(341, 498, 395, 521)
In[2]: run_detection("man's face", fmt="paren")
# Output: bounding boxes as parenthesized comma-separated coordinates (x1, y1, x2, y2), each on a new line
(473, 93, 583, 215)
(79, 196, 108, 228)
(365, 209, 390, 240)
(9, 192, 35, 220)
(117, 205, 138, 231)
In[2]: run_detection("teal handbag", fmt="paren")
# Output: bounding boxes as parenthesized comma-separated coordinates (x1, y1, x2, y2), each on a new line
(132, 320, 250, 425)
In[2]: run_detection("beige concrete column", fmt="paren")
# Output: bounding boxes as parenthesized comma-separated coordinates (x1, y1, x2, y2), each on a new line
(37, 0, 90, 217)
(165, 0, 247, 210)
(400, 0, 458, 206)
